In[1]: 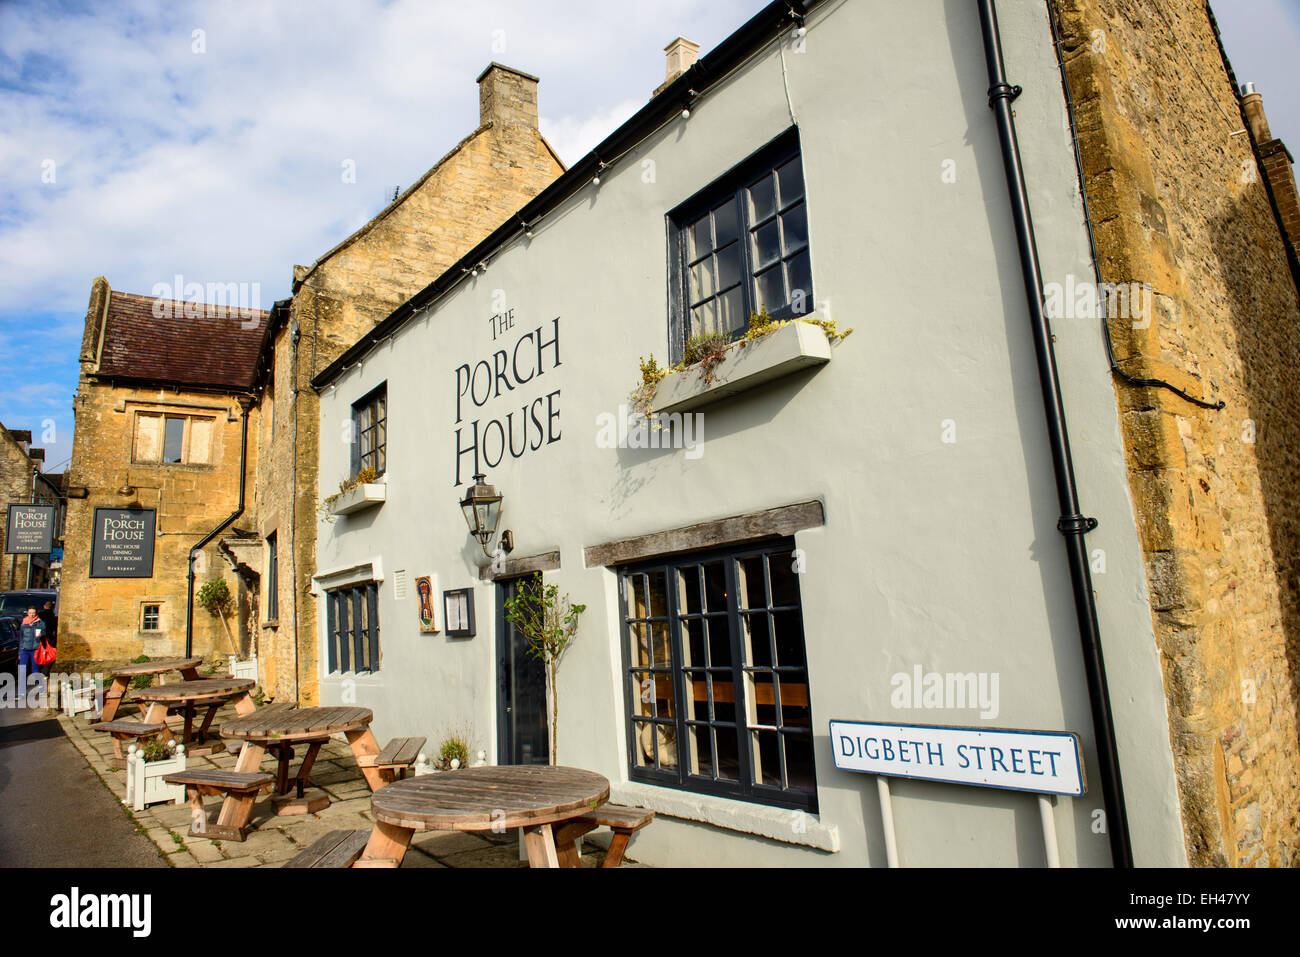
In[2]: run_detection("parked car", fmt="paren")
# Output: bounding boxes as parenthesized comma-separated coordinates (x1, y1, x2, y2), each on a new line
(0, 616, 20, 674)
(0, 589, 58, 621)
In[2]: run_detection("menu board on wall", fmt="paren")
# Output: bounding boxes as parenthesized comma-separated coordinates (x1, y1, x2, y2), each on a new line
(5, 504, 56, 554)
(89, 507, 156, 578)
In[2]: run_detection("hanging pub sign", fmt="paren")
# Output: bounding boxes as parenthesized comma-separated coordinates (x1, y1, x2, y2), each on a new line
(89, 507, 157, 578)
(829, 718, 1086, 797)
(5, 504, 56, 554)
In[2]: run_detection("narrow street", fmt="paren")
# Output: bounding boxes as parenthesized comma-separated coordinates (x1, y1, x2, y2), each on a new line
(0, 701, 167, 867)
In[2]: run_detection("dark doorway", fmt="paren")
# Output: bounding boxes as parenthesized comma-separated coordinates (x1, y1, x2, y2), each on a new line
(496, 576, 549, 765)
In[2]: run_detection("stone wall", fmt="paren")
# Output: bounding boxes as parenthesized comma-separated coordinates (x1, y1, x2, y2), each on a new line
(59, 375, 258, 663)
(0, 428, 42, 591)
(1052, 0, 1300, 865)
(252, 64, 565, 703)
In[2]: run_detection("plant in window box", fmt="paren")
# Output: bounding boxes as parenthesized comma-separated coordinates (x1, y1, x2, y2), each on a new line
(503, 576, 586, 765)
(196, 578, 238, 654)
(317, 465, 378, 523)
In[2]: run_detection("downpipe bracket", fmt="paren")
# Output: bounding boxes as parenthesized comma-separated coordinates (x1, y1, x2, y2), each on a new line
(987, 81, 1022, 108)
(1057, 514, 1099, 535)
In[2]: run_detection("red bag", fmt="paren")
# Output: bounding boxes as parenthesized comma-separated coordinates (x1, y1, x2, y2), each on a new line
(34, 640, 56, 666)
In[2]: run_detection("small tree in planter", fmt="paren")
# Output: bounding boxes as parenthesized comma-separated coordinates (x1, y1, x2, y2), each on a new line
(504, 576, 585, 765)
(197, 577, 238, 654)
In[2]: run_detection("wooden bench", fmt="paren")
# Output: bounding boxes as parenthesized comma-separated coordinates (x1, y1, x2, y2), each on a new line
(357, 736, 426, 781)
(162, 769, 276, 842)
(92, 720, 167, 759)
(283, 829, 372, 868)
(556, 803, 655, 868)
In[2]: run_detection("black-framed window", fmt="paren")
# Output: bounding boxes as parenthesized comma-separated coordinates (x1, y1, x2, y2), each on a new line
(351, 384, 387, 477)
(668, 129, 812, 361)
(325, 581, 380, 675)
(141, 603, 161, 631)
(618, 537, 816, 811)
(265, 532, 278, 621)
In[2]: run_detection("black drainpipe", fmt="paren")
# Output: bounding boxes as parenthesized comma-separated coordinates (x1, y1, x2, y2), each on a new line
(186, 401, 251, 657)
(976, 0, 1133, 867)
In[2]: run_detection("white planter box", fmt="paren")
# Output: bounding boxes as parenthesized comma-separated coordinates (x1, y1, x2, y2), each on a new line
(60, 675, 101, 720)
(328, 482, 386, 516)
(125, 744, 187, 811)
(652, 320, 833, 415)
(228, 654, 258, 681)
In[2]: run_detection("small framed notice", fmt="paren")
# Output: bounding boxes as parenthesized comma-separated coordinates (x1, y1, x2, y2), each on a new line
(443, 588, 475, 638)
(415, 576, 438, 633)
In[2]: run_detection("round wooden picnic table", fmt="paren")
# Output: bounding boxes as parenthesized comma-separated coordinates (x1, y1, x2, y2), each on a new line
(220, 706, 381, 816)
(131, 678, 257, 753)
(99, 657, 204, 723)
(365, 765, 610, 868)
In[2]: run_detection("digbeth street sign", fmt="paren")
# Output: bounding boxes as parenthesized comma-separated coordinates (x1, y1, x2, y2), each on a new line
(90, 507, 157, 578)
(5, 504, 56, 554)
(829, 719, 1086, 797)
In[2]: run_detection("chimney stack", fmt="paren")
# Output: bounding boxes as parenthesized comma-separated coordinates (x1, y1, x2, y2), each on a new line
(1239, 83, 1300, 260)
(654, 37, 699, 96)
(477, 63, 540, 131)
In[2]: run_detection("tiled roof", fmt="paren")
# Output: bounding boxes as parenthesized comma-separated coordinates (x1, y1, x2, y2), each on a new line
(94, 291, 267, 391)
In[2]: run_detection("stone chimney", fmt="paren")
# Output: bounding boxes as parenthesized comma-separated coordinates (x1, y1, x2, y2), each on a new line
(477, 63, 540, 131)
(654, 37, 699, 96)
(1240, 83, 1300, 261)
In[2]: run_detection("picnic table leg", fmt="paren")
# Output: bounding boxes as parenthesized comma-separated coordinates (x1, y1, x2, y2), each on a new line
(100, 676, 129, 722)
(197, 741, 268, 838)
(344, 728, 387, 790)
(272, 744, 294, 795)
(182, 703, 195, 745)
(195, 703, 220, 744)
(523, 824, 562, 868)
(552, 819, 597, 868)
(231, 691, 256, 717)
(357, 820, 413, 868)
(295, 742, 324, 797)
(180, 666, 201, 681)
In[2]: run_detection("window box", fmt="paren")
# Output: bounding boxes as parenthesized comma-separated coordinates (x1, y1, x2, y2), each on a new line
(328, 482, 387, 516)
(652, 319, 832, 416)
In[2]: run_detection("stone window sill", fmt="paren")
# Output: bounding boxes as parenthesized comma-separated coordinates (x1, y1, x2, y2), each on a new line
(262, 619, 279, 630)
(653, 319, 832, 415)
(610, 780, 840, 852)
(329, 482, 387, 516)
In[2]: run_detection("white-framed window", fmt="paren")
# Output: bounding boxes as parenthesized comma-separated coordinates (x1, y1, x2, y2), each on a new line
(132, 411, 215, 465)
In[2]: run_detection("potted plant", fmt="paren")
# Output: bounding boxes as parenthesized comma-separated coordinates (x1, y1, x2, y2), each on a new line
(125, 739, 187, 811)
(503, 576, 586, 765)
(196, 578, 238, 654)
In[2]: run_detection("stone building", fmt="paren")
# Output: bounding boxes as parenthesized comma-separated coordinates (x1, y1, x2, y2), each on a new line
(58, 278, 266, 662)
(246, 63, 565, 704)
(1051, 0, 1300, 867)
(306, 0, 1300, 868)
(0, 425, 52, 590)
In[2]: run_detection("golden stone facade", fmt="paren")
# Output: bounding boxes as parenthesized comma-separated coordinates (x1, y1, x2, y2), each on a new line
(1053, 0, 1300, 866)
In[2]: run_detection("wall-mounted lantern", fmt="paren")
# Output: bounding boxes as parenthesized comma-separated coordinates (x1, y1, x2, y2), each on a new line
(460, 473, 512, 558)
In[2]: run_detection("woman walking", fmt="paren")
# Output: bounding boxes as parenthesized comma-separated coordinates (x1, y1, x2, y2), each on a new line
(18, 606, 46, 682)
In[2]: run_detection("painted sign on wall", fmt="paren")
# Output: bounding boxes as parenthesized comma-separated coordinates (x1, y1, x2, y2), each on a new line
(89, 507, 157, 578)
(5, 504, 56, 554)
(453, 315, 564, 486)
(829, 719, 1086, 797)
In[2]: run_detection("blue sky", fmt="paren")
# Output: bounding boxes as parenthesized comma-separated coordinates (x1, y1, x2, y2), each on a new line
(1, 0, 1297, 474)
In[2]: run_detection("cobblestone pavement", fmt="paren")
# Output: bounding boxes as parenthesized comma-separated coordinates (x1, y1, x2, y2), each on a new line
(58, 704, 631, 868)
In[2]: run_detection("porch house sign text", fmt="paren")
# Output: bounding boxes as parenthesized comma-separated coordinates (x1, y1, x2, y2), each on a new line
(454, 315, 563, 486)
